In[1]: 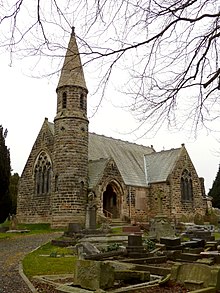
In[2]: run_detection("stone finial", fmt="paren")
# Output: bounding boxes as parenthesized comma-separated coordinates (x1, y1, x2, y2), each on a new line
(181, 143, 185, 147)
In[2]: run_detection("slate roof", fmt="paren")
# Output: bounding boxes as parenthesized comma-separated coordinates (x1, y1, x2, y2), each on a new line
(88, 158, 109, 189)
(144, 148, 182, 184)
(45, 120, 183, 187)
(88, 133, 154, 187)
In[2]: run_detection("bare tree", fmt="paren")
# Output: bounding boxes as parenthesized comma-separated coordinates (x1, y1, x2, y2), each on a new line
(1, 0, 220, 134)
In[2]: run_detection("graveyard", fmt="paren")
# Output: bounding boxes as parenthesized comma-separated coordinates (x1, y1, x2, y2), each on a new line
(25, 219, 220, 293)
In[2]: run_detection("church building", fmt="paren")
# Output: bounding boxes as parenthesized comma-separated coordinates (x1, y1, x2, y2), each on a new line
(16, 29, 208, 228)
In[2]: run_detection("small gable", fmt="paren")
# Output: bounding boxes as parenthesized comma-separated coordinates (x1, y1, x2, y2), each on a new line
(88, 133, 154, 187)
(88, 158, 109, 189)
(144, 148, 182, 183)
(88, 157, 124, 190)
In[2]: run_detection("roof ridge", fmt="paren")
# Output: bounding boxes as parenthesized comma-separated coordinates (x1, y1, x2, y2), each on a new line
(89, 132, 152, 149)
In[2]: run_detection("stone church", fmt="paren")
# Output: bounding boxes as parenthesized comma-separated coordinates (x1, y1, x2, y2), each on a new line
(17, 29, 208, 228)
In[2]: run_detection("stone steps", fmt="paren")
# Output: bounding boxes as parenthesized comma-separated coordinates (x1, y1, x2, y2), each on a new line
(111, 218, 129, 227)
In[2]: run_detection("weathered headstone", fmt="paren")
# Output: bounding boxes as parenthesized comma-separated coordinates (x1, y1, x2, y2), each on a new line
(10, 214, 18, 230)
(160, 237, 182, 250)
(149, 191, 175, 240)
(149, 215, 176, 241)
(171, 263, 220, 291)
(68, 223, 81, 233)
(127, 235, 146, 257)
(85, 191, 97, 230)
(75, 242, 100, 259)
(74, 260, 114, 290)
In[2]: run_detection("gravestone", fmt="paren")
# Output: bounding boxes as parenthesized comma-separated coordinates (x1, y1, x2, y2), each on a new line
(160, 237, 182, 250)
(75, 242, 100, 259)
(171, 263, 220, 291)
(74, 260, 114, 290)
(10, 214, 18, 230)
(127, 235, 146, 257)
(149, 191, 175, 240)
(85, 191, 97, 230)
(68, 223, 81, 233)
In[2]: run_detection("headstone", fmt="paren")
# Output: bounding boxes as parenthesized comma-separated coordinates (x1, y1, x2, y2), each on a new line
(74, 260, 114, 290)
(171, 263, 220, 291)
(149, 215, 175, 241)
(179, 253, 201, 262)
(114, 270, 150, 282)
(10, 214, 18, 230)
(127, 235, 146, 257)
(182, 240, 203, 249)
(75, 242, 100, 259)
(85, 191, 97, 230)
(160, 237, 182, 250)
(68, 223, 81, 233)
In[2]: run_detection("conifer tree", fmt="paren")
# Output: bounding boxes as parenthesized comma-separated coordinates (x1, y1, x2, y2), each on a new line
(208, 164, 220, 209)
(0, 125, 11, 223)
(9, 173, 19, 215)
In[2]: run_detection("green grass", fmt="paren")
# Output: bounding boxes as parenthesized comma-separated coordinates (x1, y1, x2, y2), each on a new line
(0, 222, 63, 240)
(23, 242, 77, 278)
(214, 232, 220, 239)
(111, 226, 123, 234)
(17, 223, 56, 233)
(0, 232, 19, 239)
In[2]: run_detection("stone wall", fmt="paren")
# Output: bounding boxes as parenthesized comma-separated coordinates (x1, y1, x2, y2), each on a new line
(169, 147, 206, 222)
(17, 119, 54, 223)
(51, 86, 88, 228)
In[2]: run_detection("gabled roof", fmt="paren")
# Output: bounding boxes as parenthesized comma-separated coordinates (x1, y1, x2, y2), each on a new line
(88, 158, 110, 189)
(44, 119, 183, 187)
(88, 133, 154, 187)
(57, 28, 87, 91)
(144, 148, 182, 184)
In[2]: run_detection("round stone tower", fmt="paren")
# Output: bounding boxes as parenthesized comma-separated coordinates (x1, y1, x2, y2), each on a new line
(51, 28, 88, 228)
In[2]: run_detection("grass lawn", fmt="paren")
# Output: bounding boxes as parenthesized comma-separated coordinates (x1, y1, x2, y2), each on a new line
(0, 222, 63, 239)
(23, 242, 77, 278)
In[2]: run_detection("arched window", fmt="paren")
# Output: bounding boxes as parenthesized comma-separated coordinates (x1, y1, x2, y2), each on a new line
(34, 152, 52, 195)
(62, 92, 67, 109)
(181, 169, 193, 201)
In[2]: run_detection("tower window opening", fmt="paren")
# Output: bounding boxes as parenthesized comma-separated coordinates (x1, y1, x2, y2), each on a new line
(80, 94, 84, 109)
(80, 181, 84, 195)
(62, 92, 67, 109)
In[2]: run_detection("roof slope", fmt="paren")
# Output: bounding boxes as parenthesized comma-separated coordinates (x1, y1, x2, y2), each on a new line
(45, 120, 182, 186)
(88, 158, 109, 189)
(88, 133, 154, 187)
(57, 28, 87, 91)
(144, 148, 182, 184)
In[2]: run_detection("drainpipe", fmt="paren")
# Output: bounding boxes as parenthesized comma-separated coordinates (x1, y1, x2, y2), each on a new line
(129, 186, 132, 221)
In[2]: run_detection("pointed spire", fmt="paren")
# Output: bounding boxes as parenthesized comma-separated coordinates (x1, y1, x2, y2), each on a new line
(57, 27, 87, 91)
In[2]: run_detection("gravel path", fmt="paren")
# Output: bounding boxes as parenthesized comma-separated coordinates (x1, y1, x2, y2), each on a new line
(0, 232, 62, 293)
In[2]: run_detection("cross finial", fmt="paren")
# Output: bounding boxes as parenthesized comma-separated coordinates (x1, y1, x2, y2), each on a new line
(71, 26, 75, 36)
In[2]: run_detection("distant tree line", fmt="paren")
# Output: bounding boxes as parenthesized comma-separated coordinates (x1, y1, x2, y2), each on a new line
(209, 164, 220, 209)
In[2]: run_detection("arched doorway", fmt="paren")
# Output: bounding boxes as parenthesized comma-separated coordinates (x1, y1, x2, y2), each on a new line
(103, 184, 120, 218)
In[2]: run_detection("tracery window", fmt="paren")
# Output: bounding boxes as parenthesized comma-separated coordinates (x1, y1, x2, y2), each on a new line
(181, 169, 193, 201)
(34, 152, 52, 195)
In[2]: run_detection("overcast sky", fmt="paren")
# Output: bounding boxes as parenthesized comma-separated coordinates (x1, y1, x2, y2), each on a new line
(0, 51, 219, 194)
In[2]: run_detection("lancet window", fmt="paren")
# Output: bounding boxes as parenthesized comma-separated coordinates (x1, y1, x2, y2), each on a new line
(62, 92, 67, 109)
(181, 169, 193, 201)
(34, 152, 52, 195)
